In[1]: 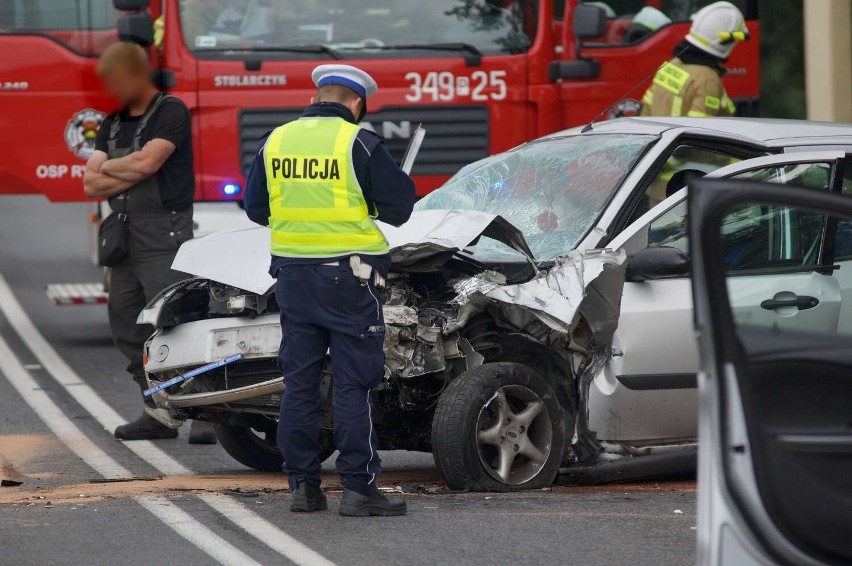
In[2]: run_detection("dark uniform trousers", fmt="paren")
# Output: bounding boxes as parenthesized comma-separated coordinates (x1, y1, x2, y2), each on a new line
(106, 95, 192, 382)
(275, 262, 385, 495)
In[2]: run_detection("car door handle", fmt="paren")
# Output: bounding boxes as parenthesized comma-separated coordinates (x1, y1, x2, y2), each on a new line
(760, 296, 820, 311)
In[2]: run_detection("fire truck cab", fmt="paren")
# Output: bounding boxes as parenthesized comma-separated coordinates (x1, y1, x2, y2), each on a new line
(0, 0, 759, 204)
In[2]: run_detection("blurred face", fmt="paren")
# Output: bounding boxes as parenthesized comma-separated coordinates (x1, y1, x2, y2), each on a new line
(101, 68, 150, 107)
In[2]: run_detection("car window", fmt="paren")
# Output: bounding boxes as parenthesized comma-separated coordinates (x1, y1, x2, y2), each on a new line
(647, 200, 688, 253)
(643, 200, 823, 273)
(624, 161, 837, 260)
(721, 204, 824, 272)
(835, 167, 852, 260)
(625, 145, 741, 227)
(732, 162, 832, 188)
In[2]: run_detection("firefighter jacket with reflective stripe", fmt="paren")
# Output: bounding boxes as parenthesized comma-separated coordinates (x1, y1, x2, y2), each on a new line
(264, 117, 389, 258)
(640, 58, 736, 118)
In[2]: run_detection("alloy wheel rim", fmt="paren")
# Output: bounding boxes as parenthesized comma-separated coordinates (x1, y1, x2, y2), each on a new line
(476, 384, 553, 485)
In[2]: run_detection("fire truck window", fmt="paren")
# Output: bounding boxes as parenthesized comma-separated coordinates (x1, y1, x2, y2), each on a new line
(580, 1, 752, 45)
(179, 0, 536, 56)
(0, 0, 119, 55)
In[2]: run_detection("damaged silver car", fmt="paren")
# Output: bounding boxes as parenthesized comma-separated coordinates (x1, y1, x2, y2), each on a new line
(140, 118, 852, 490)
(141, 209, 626, 490)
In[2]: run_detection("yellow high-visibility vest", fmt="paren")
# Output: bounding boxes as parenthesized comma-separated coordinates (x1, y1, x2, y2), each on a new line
(640, 58, 736, 118)
(264, 118, 389, 258)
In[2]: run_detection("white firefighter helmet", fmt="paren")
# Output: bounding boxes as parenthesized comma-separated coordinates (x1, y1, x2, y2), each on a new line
(633, 6, 672, 31)
(686, 1, 750, 59)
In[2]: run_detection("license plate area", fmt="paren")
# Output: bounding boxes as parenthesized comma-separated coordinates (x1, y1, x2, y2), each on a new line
(211, 324, 281, 360)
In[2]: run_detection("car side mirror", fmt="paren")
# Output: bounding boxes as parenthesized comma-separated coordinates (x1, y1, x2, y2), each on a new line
(626, 246, 690, 282)
(573, 5, 606, 39)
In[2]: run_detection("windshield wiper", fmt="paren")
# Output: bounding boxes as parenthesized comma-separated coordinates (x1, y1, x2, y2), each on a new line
(202, 45, 344, 60)
(350, 42, 483, 65)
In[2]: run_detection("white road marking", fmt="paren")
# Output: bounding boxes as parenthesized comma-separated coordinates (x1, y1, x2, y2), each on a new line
(199, 495, 337, 566)
(0, 273, 190, 475)
(0, 272, 337, 566)
(0, 332, 261, 566)
(137, 497, 265, 566)
(0, 333, 129, 479)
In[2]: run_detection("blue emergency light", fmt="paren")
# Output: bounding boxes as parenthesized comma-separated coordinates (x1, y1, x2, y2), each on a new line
(223, 183, 241, 196)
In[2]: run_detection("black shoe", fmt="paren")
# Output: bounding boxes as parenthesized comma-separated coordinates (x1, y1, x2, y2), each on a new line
(114, 413, 179, 441)
(188, 421, 218, 445)
(290, 483, 328, 513)
(339, 487, 407, 517)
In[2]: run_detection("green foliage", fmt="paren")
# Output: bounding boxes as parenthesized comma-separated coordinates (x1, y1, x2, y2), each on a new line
(759, 0, 806, 118)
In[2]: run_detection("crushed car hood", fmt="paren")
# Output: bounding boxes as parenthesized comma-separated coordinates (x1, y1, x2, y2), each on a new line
(172, 210, 535, 294)
(449, 249, 626, 336)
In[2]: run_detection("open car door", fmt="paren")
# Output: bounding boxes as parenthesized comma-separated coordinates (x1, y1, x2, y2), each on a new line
(690, 178, 852, 566)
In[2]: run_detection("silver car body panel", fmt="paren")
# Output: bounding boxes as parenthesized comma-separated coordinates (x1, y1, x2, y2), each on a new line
(587, 149, 849, 443)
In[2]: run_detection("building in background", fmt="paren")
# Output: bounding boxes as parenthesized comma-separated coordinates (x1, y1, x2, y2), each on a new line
(804, 0, 852, 122)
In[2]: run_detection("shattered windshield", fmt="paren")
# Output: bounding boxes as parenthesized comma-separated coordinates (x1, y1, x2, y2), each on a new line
(416, 134, 656, 262)
(179, 0, 534, 56)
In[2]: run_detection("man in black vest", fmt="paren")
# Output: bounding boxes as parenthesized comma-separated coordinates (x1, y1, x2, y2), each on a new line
(83, 42, 213, 444)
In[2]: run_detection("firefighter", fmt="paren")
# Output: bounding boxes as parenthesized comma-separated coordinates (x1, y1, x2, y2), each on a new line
(641, 1, 749, 118)
(83, 43, 215, 444)
(244, 64, 415, 516)
(623, 6, 671, 44)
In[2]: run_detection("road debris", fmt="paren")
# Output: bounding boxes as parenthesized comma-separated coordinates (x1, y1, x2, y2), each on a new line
(1, 479, 23, 487)
(224, 488, 259, 498)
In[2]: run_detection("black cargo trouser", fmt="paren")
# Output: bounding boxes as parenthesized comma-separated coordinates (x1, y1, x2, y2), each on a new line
(108, 251, 185, 380)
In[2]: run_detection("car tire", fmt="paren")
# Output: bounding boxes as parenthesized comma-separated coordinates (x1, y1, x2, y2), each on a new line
(432, 362, 565, 491)
(213, 423, 335, 472)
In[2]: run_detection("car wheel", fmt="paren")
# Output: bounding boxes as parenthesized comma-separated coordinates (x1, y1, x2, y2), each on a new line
(432, 362, 565, 491)
(213, 423, 335, 472)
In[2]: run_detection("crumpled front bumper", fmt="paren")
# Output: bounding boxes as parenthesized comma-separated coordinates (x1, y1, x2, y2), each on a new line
(145, 313, 280, 376)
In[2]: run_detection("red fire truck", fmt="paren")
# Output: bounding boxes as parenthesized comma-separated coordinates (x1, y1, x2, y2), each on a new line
(1, 0, 759, 206)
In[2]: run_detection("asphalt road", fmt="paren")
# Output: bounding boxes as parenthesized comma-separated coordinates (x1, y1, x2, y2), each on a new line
(0, 196, 697, 566)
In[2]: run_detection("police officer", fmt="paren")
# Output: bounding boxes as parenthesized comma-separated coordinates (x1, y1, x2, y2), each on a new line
(244, 65, 415, 516)
(641, 1, 749, 118)
(83, 43, 214, 444)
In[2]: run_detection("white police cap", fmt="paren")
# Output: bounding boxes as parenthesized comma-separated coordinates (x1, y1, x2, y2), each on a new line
(312, 64, 378, 99)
